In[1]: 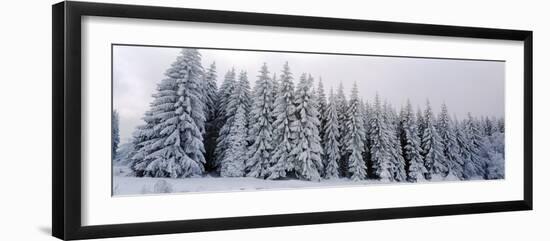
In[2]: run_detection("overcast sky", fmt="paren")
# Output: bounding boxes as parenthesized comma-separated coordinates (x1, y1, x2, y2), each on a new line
(113, 45, 505, 143)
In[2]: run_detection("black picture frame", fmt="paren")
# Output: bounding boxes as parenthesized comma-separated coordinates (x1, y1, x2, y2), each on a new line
(52, 1, 533, 240)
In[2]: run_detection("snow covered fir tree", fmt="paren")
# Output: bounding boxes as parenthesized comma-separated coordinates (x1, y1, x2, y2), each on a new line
(112, 109, 120, 161)
(126, 49, 206, 178)
(112, 48, 506, 194)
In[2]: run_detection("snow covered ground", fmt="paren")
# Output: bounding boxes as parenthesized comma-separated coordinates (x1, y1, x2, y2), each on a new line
(113, 175, 386, 196)
(112, 165, 464, 196)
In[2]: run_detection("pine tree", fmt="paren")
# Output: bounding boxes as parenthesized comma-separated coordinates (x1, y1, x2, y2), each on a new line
(146, 49, 206, 178)
(399, 100, 427, 182)
(454, 118, 472, 180)
(335, 82, 349, 176)
(271, 73, 279, 111)
(238, 71, 252, 113)
(482, 116, 495, 137)
(213, 69, 237, 171)
(490, 117, 499, 135)
(416, 107, 426, 141)
(216, 70, 251, 170)
(316, 78, 328, 150)
(323, 88, 341, 179)
(290, 74, 323, 181)
(437, 104, 462, 178)
(358, 99, 369, 153)
(369, 94, 393, 181)
(129, 114, 154, 177)
(116, 140, 137, 165)
(497, 117, 505, 133)
(221, 102, 248, 177)
(420, 100, 447, 179)
(129, 78, 176, 177)
(267, 62, 297, 179)
(217, 69, 237, 116)
(203, 62, 218, 122)
(220, 71, 252, 177)
(112, 109, 120, 160)
(203, 62, 219, 171)
(230, 71, 252, 119)
(482, 126, 505, 179)
(363, 101, 374, 178)
(464, 113, 486, 178)
(246, 63, 274, 178)
(384, 102, 406, 182)
(344, 83, 367, 180)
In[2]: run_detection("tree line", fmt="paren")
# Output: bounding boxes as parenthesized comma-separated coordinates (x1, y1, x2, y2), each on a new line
(114, 49, 505, 182)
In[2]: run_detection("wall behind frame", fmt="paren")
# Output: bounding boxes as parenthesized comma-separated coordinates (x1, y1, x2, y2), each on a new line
(0, 0, 547, 240)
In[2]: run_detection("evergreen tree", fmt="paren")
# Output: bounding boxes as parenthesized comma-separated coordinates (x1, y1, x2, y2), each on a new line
(454, 118, 472, 180)
(246, 63, 274, 178)
(216, 70, 251, 169)
(369, 94, 393, 181)
(125, 54, 504, 184)
(416, 107, 426, 141)
(203, 62, 218, 122)
(316, 78, 328, 150)
(490, 117, 499, 135)
(359, 99, 369, 148)
(129, 78, 176, 177)
(146, 49, 206, 178)
(497, 117, 505, 133)
(437, 104, 462, 178)
(116, 140, 137, 165)
(112, 109, 120, 160)
(399, 100, 427, 182)
(217, 69, 237, 116)
(220, 71, 251, 176)
(482, 130, 505, 179)
(344, 83, 367, 180)
(239, 72, 252, 113)
(271, 73, 279, 111)
(464, 113, 487, 178)
(384, 102, 406, 181)
(267, 62, 297, 179)
(213, 69, 237, 171)
(323, 88, 341, 179)
(203, 62, 219, 171)
(129, 113, 155, 177)
(335, 82, 349, 176)
(221, 103, 248, 177)
(362, 101, 374, 178)
(420, 100, 447, 179)
(482, 116, 495, 137)
(290, 74, 323, 181)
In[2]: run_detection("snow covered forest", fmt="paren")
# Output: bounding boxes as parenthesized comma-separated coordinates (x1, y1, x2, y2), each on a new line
(112, 48, 505, 194)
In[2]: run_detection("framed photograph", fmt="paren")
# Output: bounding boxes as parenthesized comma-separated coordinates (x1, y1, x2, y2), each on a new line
(52, 1, 533, 240)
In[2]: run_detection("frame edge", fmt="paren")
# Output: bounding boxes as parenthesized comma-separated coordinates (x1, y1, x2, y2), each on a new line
(523, 31, 533, 210)
(53, 1, 534, 240)
(52, 1, 66, 240)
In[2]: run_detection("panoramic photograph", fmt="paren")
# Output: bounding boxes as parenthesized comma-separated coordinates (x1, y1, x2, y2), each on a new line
(111, 45, 505, 196)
